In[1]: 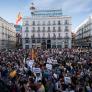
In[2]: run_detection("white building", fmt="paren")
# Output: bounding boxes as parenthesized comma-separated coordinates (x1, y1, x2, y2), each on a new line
(0, 17, 16, 49)
(75, 16, 92, 48)
(22, 4, 72, 49)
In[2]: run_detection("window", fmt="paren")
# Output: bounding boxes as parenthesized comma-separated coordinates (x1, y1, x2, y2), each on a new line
(37, 39, 40, 43)
(25, 27, 29, 32)
(65, 33, 68, 38)
(25, 45, 29, 49)
(38, 34, 40, 38)
(58, 27, 61, 32)
(25, 21, 29, 25)
(38, 27, 40, 31)
(43, 21, 45, 25)
(65, 26, 69, 31)
(32, 34, 35, 38)
(53, 21, 56, 25)
(65, 39, 68, 45)
(48, 33, 50, 38)
(53, 33, 56, 38)
(37, 21, 40, 25)
(43, 27, 45, 31)
(26, 33, 28, 37)
(26, 27, 28, 30)
(52, 45, 56, 48)
(57, 45, 61, 48)
(48, 27, 50, 32)
(33, 27, 35, 31)
(25, 38, 29, 43)
(53, 27, 56, 32)
(58, 33, 61, 38)
(33, 21, 35, 25)
(32, 39, 35, 43)
(58, 21, 61, 25)
(48, 21, 51, 25)
(65, 20, 69, 24)
(43, 33, 45, 38)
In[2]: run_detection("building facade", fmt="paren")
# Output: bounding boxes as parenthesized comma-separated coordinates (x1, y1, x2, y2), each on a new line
(76, 16, 92, 48)
(72, 32, 76, 48)
(0, 17, 16, 49)
(22, 4, 72, 49)
(14, 25, 22, 48)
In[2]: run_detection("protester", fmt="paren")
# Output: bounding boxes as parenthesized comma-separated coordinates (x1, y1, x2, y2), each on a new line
(0, 48, 92, 92)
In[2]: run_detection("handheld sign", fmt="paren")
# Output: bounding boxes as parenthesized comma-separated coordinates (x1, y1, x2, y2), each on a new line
(64, 77, 71, 84)
(46, 64, 52, 70)
(32, 68, 41, 73)
(26, 60, 34, 70)
(47, 58, 52, 64)
(32, 67, 42, 82)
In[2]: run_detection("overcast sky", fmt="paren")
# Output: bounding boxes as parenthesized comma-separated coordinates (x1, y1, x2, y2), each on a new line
(0, 0, 92, 31)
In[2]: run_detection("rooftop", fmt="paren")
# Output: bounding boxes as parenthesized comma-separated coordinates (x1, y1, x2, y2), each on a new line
(32, 9, 62, 17)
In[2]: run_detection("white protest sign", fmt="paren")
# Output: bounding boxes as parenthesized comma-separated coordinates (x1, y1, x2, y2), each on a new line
(32, 67, 42, 82)
(47, 58, 52, 64)
(32, 67, 41, 73)
(46, 64, 52, 70)
(26, 60, 34, 70)
(64, 77, 71, 84)
(52, 60, 58, 65)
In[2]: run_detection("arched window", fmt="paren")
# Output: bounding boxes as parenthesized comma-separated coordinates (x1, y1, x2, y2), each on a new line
(53, 33, 56, 38)
(38, 27, 40, 31)
(58, 33, 61, 38)
(32, 21, 35, 25)
(32, 34, 35, 38)
(48, 27, 50, 32)
(25, 27, 29, 32)
(53, 21, 56, 25)
(65, 20, 69, 24)
(48, 21, 51, 25)
(58, 27, 61, 32)
(53, 27, 56, 32)
(38, 33, 40, 38)
(58, 21, 61, 25)
(48, 33, 50, 38)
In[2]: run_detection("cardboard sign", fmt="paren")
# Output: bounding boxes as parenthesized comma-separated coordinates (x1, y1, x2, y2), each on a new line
(46, 64, 52, 70)
(64, 77, 71, 84)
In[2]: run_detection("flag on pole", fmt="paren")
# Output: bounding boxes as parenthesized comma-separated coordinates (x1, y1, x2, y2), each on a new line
(29, 48, 37, 60)
(16, 12, 22, 25)
(31, 48, 35, 60)
(9, 70, 17, 78)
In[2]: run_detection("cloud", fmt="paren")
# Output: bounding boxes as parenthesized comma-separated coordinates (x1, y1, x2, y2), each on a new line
(26, 0, 92, 14)
(21, 0, 92, 29)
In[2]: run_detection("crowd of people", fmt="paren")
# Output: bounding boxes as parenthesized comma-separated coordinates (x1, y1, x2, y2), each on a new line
(0, 48, 92, 92)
